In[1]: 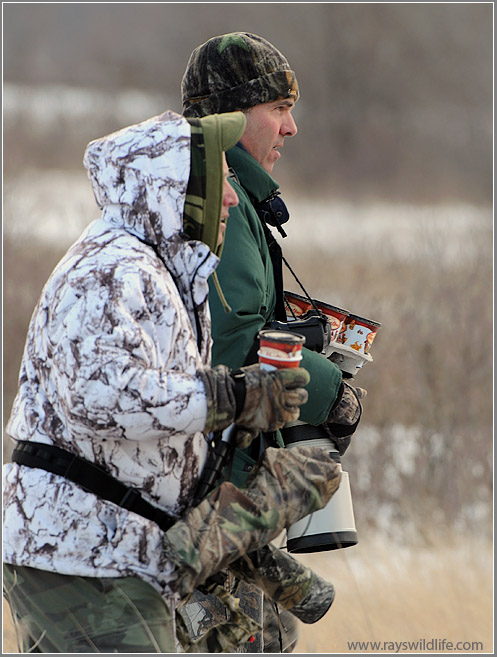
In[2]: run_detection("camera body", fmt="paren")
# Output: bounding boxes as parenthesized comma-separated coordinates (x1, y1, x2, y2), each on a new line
(266, 311, 331, 354)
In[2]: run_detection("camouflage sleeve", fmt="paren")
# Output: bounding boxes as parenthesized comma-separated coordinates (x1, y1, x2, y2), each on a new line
(163, 445, 341, 600)
(228, 544, 335, 624)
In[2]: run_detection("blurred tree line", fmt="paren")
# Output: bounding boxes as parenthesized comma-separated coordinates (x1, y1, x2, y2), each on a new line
(3, 2, 493, 203)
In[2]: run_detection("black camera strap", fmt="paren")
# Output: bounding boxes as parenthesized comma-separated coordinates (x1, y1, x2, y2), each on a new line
(255, 193, 321, 319)
(11, 440, 176, 532)
(279, 250, 323, 317)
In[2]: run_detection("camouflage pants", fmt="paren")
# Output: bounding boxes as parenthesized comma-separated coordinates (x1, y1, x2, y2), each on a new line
(262, 602, 300, 653)
(177, 580, 264, 652)
(178, 583, 300, 653)
(3, 564, 177, 653)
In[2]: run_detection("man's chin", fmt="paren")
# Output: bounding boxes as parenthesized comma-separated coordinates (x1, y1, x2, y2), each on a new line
(266, 151, 281, 173)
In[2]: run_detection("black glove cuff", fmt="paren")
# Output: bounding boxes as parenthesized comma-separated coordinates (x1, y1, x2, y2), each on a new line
(230, 369, 247, 419)
(326, 416, 361, 439)
(329, 382, 345, 415)
(321, 423, 352, 456)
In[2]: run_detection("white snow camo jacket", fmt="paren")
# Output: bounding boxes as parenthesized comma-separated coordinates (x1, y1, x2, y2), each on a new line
(3, 111, 218, 596)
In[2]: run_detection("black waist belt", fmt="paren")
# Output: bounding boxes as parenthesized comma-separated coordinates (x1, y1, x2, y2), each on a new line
(11, 440, 176, 532)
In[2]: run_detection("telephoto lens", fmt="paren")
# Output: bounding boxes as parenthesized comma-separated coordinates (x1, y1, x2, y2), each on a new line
(257, 326, 360, 552)
(281, 421, 358, 553)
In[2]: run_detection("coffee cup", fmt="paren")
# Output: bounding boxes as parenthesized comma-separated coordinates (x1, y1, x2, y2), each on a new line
(339, 313, 381, 354)
(312, 299, 349, 343)
(284, 291, 312, 319)
(258, 329, 305, 370)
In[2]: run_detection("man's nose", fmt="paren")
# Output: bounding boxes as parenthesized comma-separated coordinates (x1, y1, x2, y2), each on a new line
(281, 113, 298, 137)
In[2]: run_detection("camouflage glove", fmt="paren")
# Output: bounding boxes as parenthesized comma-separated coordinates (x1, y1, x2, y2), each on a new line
(229, 544, 335, 624)
(325, 381, 367, 455)
(199, 365, 238, 434)
(234, 364, 310, 448)
(200, 364, 310, 447)
(163, 445, 341, 600)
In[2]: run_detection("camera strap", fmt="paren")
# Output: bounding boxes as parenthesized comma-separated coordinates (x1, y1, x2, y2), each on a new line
(255, 192, 321, 320)
(280, 253, 322, 315)
(11, 440, 176, 532)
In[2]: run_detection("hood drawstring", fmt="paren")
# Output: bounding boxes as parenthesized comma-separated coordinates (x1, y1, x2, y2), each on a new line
(211, 270, 232, 313)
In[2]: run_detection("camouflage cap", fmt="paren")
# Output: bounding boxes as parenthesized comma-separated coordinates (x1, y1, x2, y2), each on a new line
(182, 32, 299, 118)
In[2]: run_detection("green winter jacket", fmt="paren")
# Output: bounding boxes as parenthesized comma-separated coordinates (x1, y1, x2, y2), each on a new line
(209, 145, 343, 483)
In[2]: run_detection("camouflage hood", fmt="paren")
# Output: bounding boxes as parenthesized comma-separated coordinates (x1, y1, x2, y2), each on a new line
(84, 110, 245, 278)
(183, 112, 246, 257)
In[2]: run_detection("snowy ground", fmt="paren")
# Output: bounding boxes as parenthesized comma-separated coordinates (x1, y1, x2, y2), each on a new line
(4, 168, 491, 267)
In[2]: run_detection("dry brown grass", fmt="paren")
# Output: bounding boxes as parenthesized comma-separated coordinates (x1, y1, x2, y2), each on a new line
(280, 207, 493, 539)
(3, 194, 492, 653)
(294, 535, 493, 653)
(3, 601, 18, 654)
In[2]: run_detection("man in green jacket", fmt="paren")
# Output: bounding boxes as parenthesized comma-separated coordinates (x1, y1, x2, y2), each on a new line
(182, 32, 364, 490)
(180, 32, 366, 652)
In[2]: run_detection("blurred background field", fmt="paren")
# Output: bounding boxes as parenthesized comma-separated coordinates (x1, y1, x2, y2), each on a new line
(2, 3, 493, 653)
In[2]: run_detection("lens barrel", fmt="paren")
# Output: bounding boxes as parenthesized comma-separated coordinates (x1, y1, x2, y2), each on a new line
(281, 422, 358, 553)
